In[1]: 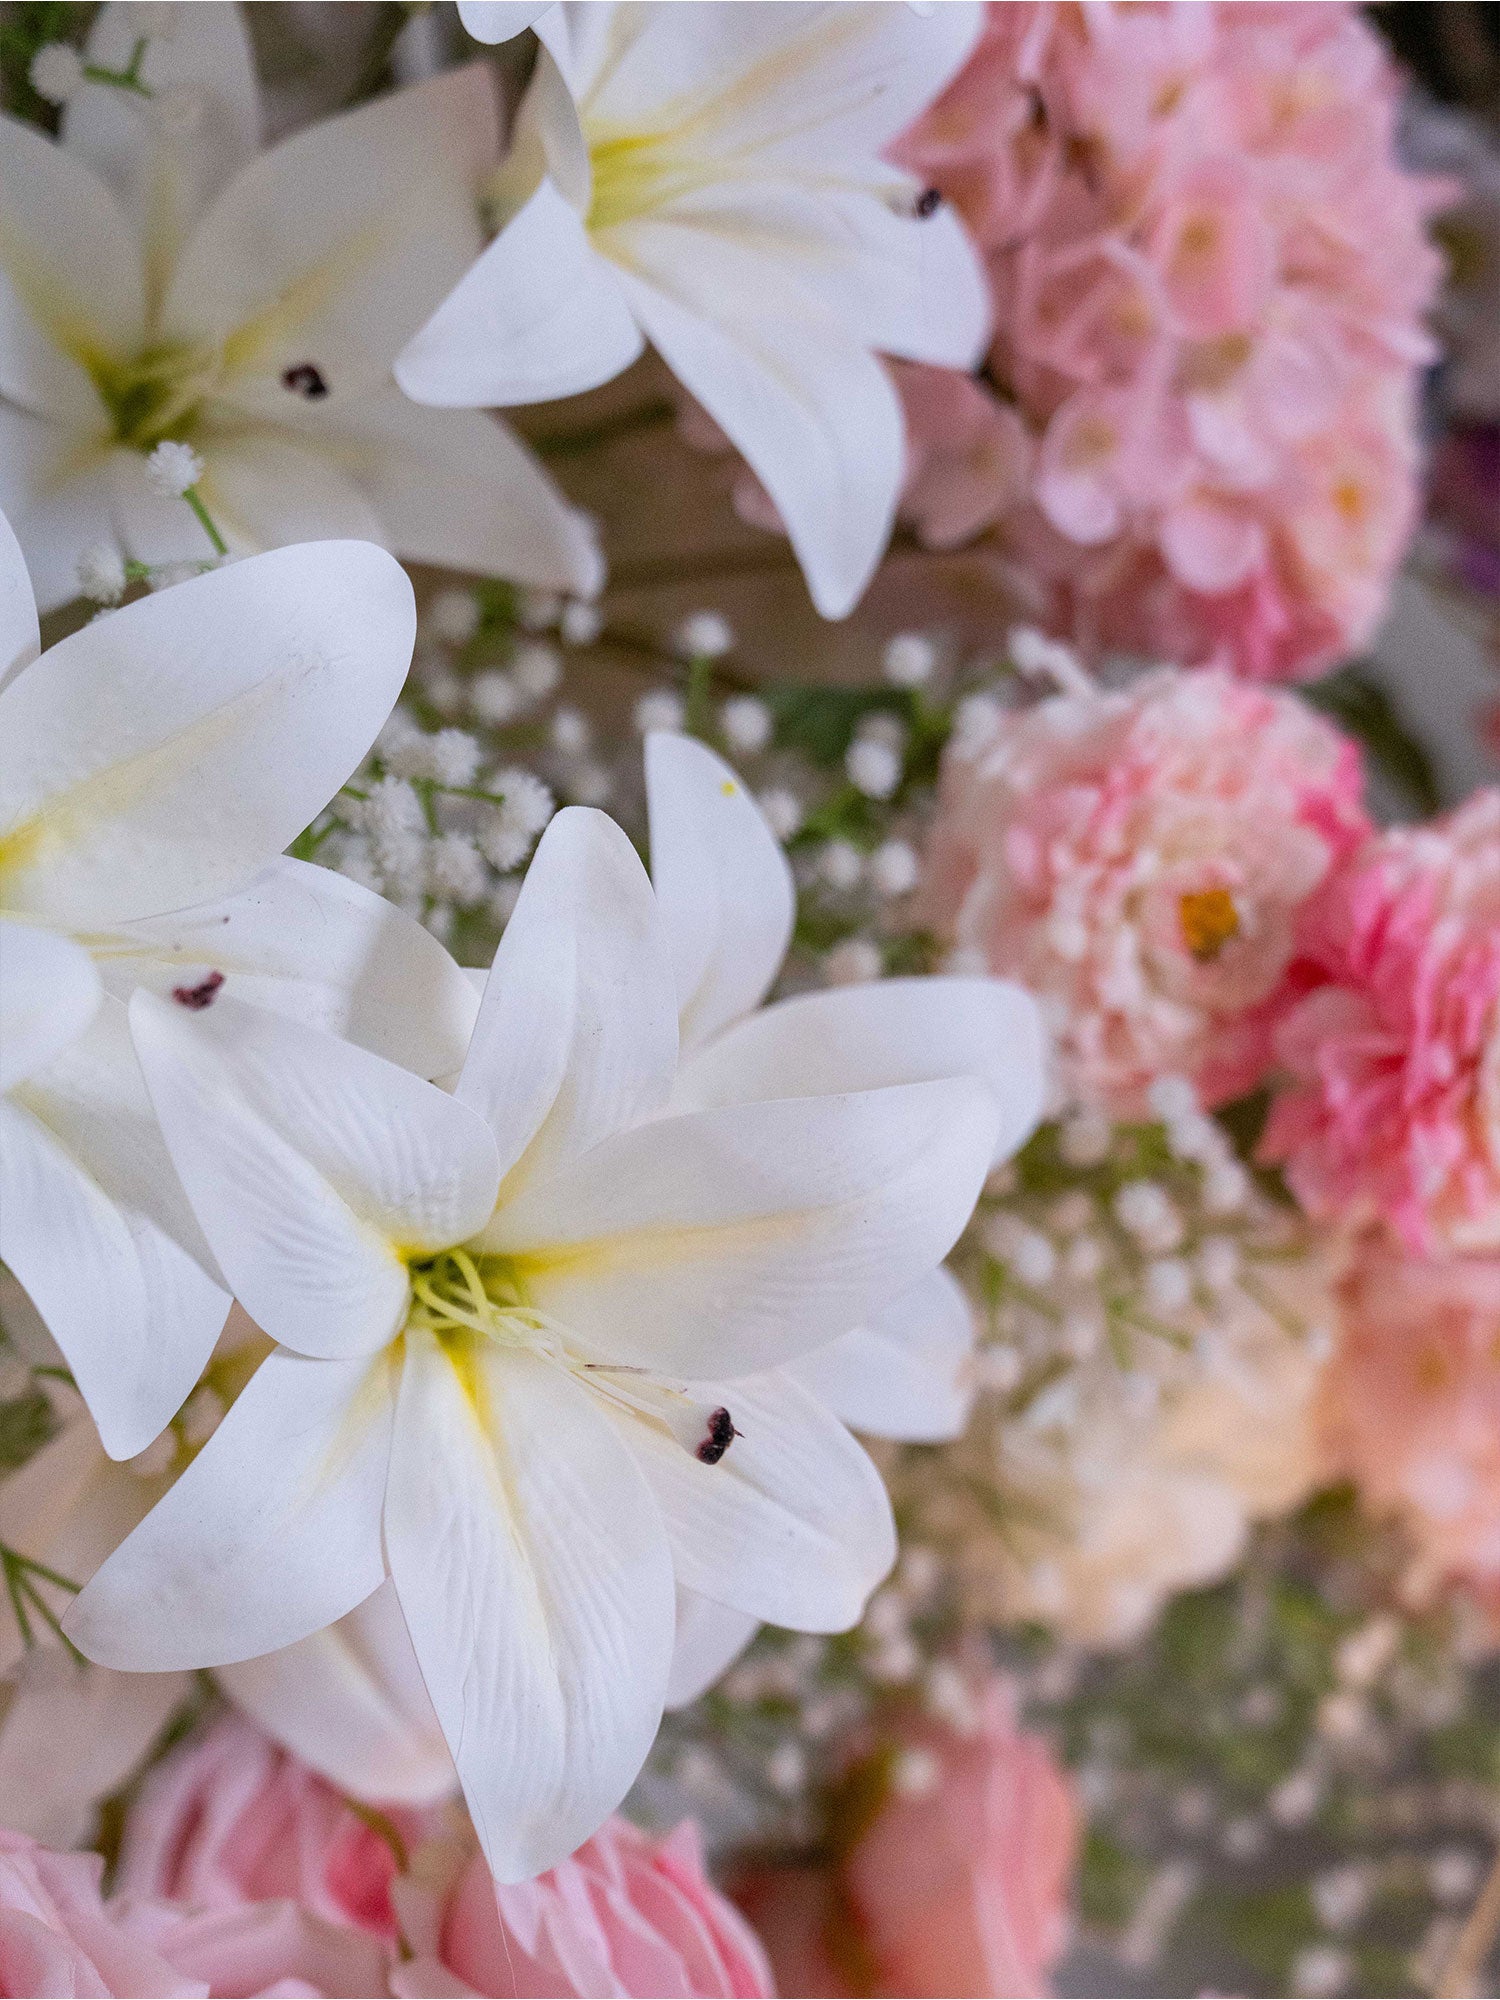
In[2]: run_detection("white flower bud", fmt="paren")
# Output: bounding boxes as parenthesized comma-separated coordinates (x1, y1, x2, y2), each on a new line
(470, 670, 521, 725)
(882, 631, 937, 687)
(550, 707, 590, 755)
(823, 938, 883, 987)
(512, 641, 562, 701)
(428, 588, 481, 645)
(817, 840, 863, 892)
(635, 689, 685, 734)
(676, 610, 733, 659)
(719, 695, 772, 754)
(846, 735, 902, 800)
(757, 787, 803, 841)
(29, 41, 85, 104)
(560, 598, 603, 646)
(869, 838, 919, 898)
(76, 542, 127, 605)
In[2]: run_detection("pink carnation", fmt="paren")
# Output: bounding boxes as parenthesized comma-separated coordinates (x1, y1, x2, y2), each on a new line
(891, 2, 1447, 681)
(1262, 790, 1500, 1254)
(390, 1815, 774, 1999)
(1321, 1245, 1500, 1601)
(116, 1714, 435, 1946)
(737, 1676, 1078, 2000)
(924, 665, 1370, 1116)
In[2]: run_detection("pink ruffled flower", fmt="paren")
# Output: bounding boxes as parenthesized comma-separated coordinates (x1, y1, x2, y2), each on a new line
(1321, 1246, 1500, 1600)
(737, 1676, 1077, 2000)
(890, 2, 1448, 682)
(1262, 790, 1500, 1254)
(116, 1715, 435, 1946)
(924, 665, 1370, 1116)
(0, 1829, 201, 1999)
(390, 1815, 774, 1999)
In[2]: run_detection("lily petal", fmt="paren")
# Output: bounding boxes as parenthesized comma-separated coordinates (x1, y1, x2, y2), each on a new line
(491, 1077, 1001, 1378)
(615, 252, 903, 620)
(787, 1265, 977, 1443)
(0, 505, 39, 692)
(457, 1, 553, 42)
(105, 856, 480, 1082)
(0, 1077, 227, 1462)
(219, 1581, 456, 1807)
(0, 540, 415, 931)
(0, 919, 101, 1093)
(665, 1587, 759, 1711)
(129, 991, 500, 1360)
(66, 1347, 395, 1670)
(397, 177, 643, 410)
(604, 1369, 895, 1632)
(457, 807, 677, 1194)
(165, 64, 499, 400)
(677, 976, 1048, 1166)
(65, 1, 261, 309)
(385, 1329, 675, 1883)
(0, 111, 142, 425)
(644, 732, 793, 1053)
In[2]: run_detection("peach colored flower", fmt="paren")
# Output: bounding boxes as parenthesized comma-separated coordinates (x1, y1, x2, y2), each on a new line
(1320, 1245, 1500, 1599)
(925, 665, 1369, 1115)
(1263, 790, 1500, 1254)
(0, 1830, 200, 1999)
(737, 1677, 1077, 1999)
(390, 1816, 774, 1999)
(889, 2, 1447, 682)
(116, 1714, 436, 1947)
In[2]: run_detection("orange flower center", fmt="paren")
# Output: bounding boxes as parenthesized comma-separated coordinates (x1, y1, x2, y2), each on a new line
(1179, 886, 1241, 961)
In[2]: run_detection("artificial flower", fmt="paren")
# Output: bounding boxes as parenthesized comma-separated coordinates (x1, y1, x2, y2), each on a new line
(392, 1813, 774, 1998)
(923, 663, 1370, 1118)
(67, 804, 999, 1881)
(115, 1713, 438, 1943)
(0, 0, 597, 612)
(1319, 1243, 1500, 1607)
(640, 729, 1046, 1702)
(0, 1829, 200, 1999)
(398, 2, 990, 619)
(887, 2, 1447, 681)
(1262, 790, 1500, 1255)
(0, 519, 474, 1457)
(737, 1674, 1077, 2000)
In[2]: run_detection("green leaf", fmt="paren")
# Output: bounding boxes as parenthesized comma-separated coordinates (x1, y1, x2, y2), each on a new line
(1303, 663, 1441, 817)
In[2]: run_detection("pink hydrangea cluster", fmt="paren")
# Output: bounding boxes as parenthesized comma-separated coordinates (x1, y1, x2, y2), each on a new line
(1262, 789, 1500, 1256)
(891, 2, 1448, 682)
(1321, 1245, 1500, 1603)
(923, 664, 1370, 1117)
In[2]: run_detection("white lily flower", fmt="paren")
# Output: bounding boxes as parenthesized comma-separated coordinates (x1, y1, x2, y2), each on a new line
(398, 2, 990, 618)
(0, 520, 476, 1457)
(68, 805, 998, 1881)
(641, 728, 1048, 1704)
(0, 0, 597, 612)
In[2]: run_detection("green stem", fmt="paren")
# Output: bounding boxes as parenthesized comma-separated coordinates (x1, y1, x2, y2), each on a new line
(84, 38, 151, 95)
(184, 486, 228, 558)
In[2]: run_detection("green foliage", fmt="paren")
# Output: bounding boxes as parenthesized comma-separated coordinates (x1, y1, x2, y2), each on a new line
(0, 1384, 56, 1472)
(1304, 663, 1442, 817)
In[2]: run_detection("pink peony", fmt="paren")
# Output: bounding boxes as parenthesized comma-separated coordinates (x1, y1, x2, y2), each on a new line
(1321, 1245, 1500, 1600)
(0, 1829, 201, 1999)
(738, 1677, 1077, 2000)
(390, 1815, 775, 1999)
(1262, 790, 1500, 1254)
(116, 1714, 436, 1945)
(889, 2, 1448, 682)
(924, 664, 1370, 1115)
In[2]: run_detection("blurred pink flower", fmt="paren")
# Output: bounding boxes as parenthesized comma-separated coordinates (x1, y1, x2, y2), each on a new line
(390, 1815, 774, 1999)
(1321, 1245, 1500, 1600)
(738, 1677, 1077, 2000)
(116, 1714, 434, 1946)
(1263, 790, 1500, 1254)
(890, 2, 1448, 682)
(924, 665, 1370, 1116)
(0, 1829, 200, 1999)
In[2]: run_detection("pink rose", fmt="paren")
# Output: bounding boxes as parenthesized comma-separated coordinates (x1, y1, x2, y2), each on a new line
(925, 665, 1370, 1115)
(116, 1714, 436, 1944)
(1321, 1245, 1500, 1602)
(1263, 790, 1500, 1254)
(0, 1828, 201, 1999)
(391, 1815, 774, 1999)
(738, 1678, 1078, 2000)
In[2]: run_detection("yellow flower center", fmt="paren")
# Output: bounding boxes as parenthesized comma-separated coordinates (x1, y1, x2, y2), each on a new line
(88, 340, 219, 452)
(1179, 886, 1241, 962)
